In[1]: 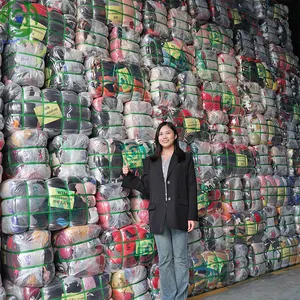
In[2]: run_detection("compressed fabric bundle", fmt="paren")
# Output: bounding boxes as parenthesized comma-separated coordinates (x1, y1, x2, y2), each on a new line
(285, 123, 300, 150)
(261, 89, 277, 119)
(278, 20, 293, 52)
(177, 71, 202, 111)
(250, 145, 273, 175)
(236, 57, 260, 84)
(200, 212, 225, 251)
(105, 0, 143, 33)
(239, 83, 264, 114)
(288, 149, 300, 176)
(2, 40, 46, 88)
(0, 83, 4, 131)
(279, 236, 293, 268)
(266, 118, 284, 146)
(45, 46, 86, 93)
(262, 206, 280, 241)
(52, 224, 105, 277)
(243, 176, 263, 212)
(265, 239, 281, 272)
(188, 222, 205, 256)
(218, 54, 237, 86)
(130, 190, 149, 224)
(259, 175, 280, 207)
(260, 18, 280, 45)
(277, 95, 300, 124)
(248, 242, 266, 277)
(256, 62, 275, 90)
(2, 230, 55, 287)
(188, 251, 206, 295)
(224, 85, 244, 117)
(208, 0, 230, 29)
(4, 273, 112, 300)
(209, 124, 230, 143)
(76, 19, 109, 58)
(270, 145, 288, 176)
(277, 205, 296, 237)
(193, 23, 234, 55)
(109, 26, 141, 64)
(246, 114, 268, 146)
(96, 182, 133, 230)
(40, 0, 76, 15)
(100, 223, 156, 272)
(253, 36, 271, 65)
(228, 116, 249, 145)
(196, 50, 220, 82)
(234, 30, 255, 58)
(233, 244, 249, 282)
(3, 130, 50, 180)
(111, 265, 152, 299)
(91, 97, 126, 139)
(49, 134, 90, 178)
(187, 0, 210, 22)
(148, 261, 160, 299)
(123, 101, 155, 140)
(168, 7, 192, 44)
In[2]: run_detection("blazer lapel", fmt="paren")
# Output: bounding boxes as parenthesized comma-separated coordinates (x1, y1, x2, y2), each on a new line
(167, 153, 178, 179)
(152, 157, 164, 181)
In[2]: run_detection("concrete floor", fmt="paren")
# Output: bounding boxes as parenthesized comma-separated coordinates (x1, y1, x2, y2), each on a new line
(190, 265, 300, 300)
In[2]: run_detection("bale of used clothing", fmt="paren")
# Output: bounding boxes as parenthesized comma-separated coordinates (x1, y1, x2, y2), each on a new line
(266, 118, 284, 146)
(250, 145, 273, 175)
(96, 182, 133, 230)
(239, 83, 264, 114)
(289, 149, 300, 176)
(261, 89, 277, 119)
(110, 26, 141, 64)
(260, 18, 280, 45)
(246, 114, 268, 146)
(52, 225, 105, 277)
(270, 145, 288, 176)
(225, 85, 244, 117)
(130, 190, 150, 224)
(188, 251, 206, 295)
(262, 206, 280, 241)
(279, 236, 292, 268)
(236, 57, 260, 84)
(76, 0, 106, 25)
(91, 97, 126, 139)
(234, 30, 255, 58)
(187, 0, 210, 22)
(100, 223, 156, 272)
(3, 84, 93, 138)
(2, 40, 46, 88)
(218, 54, 238, 86)
(208, 0, 230, 29)
(41, 0, 76, 15)
(196, 50, 220, 82)
(259, 175, 278, 207)
(188, 222, 205, 255)
(248, 242, 266, 277)
(112, 265, 152, 299)
(243, 176, 263, 212)
(256, 62, 275, 90)
(265, 239, 281, 272)
(277, 205, 296, 237)
(209, 124, 230, 143)
(4, 273, 112, 300)
(2, 230, 55, 287)
(228, 116, 249, 145)
(148, 262, 160, 299)
(253, 35, 270, 64)
(233, 244, 249, 282)
(3, 130, 50, 180)
(45, 46, 86, 93)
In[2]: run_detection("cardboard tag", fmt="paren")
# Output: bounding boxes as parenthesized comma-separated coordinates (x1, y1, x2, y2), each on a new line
(184, 118, 200, 133)
(236, 154, 248, 167)
(48, 187, 75, 210)
(34, 102, 62, 125)
(107, 5, 122, 24)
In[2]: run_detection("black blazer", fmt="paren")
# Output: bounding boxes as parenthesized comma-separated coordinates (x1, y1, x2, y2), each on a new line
(122, 152, 198, 234)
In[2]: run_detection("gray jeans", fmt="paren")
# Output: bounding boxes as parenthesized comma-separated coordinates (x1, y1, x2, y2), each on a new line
(154, 224, 189, 300)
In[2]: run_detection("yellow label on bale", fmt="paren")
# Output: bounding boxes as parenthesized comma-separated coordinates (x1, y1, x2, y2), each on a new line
(65, 294, 85, 300)
(163, 42, 181, 59)
(236, 154, 248, 167)
(48, 187, 75, 210)
(34, 102, 63, 125)
(20, 17, 47, 41)
(184, 118, 200, 133)
(107, 5, 122, 24)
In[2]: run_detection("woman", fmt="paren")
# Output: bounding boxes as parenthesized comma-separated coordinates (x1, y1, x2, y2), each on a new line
(122, 121, 197, 300)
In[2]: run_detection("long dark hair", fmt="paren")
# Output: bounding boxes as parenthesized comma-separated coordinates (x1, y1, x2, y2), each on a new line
(150, 122, 185, 162)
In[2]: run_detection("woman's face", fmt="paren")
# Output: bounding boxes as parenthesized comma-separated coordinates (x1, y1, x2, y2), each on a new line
(158, 125, 177, 149)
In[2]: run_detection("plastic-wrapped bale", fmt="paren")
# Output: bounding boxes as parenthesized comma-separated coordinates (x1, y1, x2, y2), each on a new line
(150, 67, 178, 107)
(4, 273, 112, 300)
(49, 134, 90, 178)
(290, 73, 300, 99)
(40, 0, 76, 15)
(76, 18, 109, 58)
(2, 40, 46, 88)
(140, 34, 195, 72)
(52, 224, 105, 277)
(100, 223, 156, 272)
(192, 23, 234, 55)
(188, 251, 206, 296)
(247, 242, 266, 277)
(262, 206, 280, 241)
(209, 124, 229, 144)
(260, 18, 280, 45)
(286, 122, 300, 150)
(270, 145, 288, 176)
(143, 1, 168, 38)
(253, 36, 271, 65)
(221, 177, 244, 214)
(197, 178, 222, 217)
(275, 70, 293, 96)
(256, 62, 275, 90)
(278, 20, 293, 52)
(265, 239, 281, 272)
(200, 213, 225, 251)
(269, 44, 299, 74)
(218, 54, 237, 86)
(196, 50, 220, 82)
(253, 0, 286, 21)
(228, 116, 249, 145)
(123, 101, 155, 140)
(243, 176, 263, 212)
(277, 95, 300, 124)
(288, 236, 300, 266)
(279, 236, 293, 268)
(259, 175, 278, 207)
(277, 205, 295, 237)
(190, 140, 215, 182)
(261, 88, 277, 119)
(239, 83, 264, 114)
(45, 46, 86, 93)
(110, 26, 141, 64)
(168, 7, 192, 44)
(148, 261, 160, 300)
(177, 71, 202, 111)
(188, 222, 204, 256)
(187, 0, 210, 22)
(3, 130, 50, 180)
(288, 149, 300, 176)
(2, 230, 55, 287)
(246, 114, 268, 146)
(236, 57, 260, 84)
(105, 0, 142, 32)
(208, 0, 230, 28)
(3, 85, 93, 138)
(250, 145, 273, 175)
(112, 265, 151, 299)
(96, 182, 133, 230)
(130, 190, 149, 224)
(233, 244, 249, 282)
(211, 142, 237, 180)
(225, 85, 245, 117)
(266, 118, 284, 146)
(234, 29, 254, 58)
(91, 96, 126, 139)
(88, 138, 153, 184)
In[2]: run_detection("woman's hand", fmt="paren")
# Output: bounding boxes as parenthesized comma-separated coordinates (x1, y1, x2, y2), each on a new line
(122, 165, 130, 176)
(188, 220, 195, 232)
